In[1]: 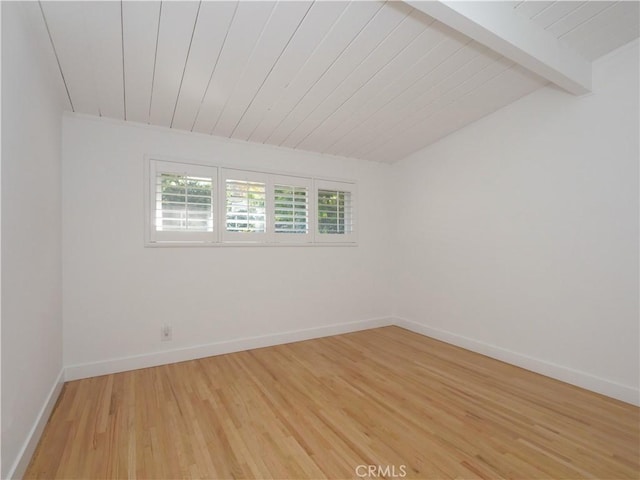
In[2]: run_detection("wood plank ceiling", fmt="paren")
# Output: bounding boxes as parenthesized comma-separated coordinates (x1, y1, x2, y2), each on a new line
(512, 0, 640, 61)
(36, 1, 639, 163)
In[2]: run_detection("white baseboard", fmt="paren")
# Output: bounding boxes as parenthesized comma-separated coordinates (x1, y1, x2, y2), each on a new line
(65, 317, 394, 381)
(10, 316, 637, 480)
(394, 317, 640, 407)
(6, 369, 65, 480)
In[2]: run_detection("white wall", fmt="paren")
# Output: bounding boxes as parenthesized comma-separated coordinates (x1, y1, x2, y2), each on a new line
(4, 22, 637, 480)
(62, 115, 393, 376)
(393, 40, 639, 405)
(1, 3, 66, 477)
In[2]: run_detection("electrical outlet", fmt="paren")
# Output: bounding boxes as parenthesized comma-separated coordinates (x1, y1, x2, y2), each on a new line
(161, 325, 172, 342)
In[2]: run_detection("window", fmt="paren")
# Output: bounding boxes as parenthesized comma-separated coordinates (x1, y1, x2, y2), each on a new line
(271, 175, 312, 243)
(221, 170, 313, 243)
(147, 160, 217, 244)
(221, 169, 269, 242)
(315, 179, 356, 243)
(145, 158, 354, 246)
(318, 190, 351, 234)
(226, 179, 266, 234)
(156, 173, 213, 232)
(275, 185, 308, 233)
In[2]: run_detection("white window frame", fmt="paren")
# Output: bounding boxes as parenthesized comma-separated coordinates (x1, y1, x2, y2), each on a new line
(314, 179, 357, 244)
(146, 159, 217, 245)
(144, 157, 356, 247)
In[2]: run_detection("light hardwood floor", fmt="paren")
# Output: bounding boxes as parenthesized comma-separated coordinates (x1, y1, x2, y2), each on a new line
(25, 326, 639, 479)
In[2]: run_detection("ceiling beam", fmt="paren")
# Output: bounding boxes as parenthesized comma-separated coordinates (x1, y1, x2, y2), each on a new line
(405, 1, 592, 95)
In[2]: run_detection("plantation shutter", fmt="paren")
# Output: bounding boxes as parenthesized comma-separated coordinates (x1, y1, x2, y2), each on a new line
(315, 179, 356, 243)
(146, 161, 357, 246)
(148, 160, 217, 244)
(271, 175, 313, 243)
(222, 169, 269, 242)
(156, 173, 213, 232)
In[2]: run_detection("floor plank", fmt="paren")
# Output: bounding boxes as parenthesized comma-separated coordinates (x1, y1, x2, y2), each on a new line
(25, 326, 640, 479)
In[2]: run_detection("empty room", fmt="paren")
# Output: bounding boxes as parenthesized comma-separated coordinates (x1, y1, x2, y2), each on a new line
(1, 0, 639, 478)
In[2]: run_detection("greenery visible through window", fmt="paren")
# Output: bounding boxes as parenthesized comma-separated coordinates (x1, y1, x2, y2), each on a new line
(225, 179, 266, 233)
(318, 189, 351, 234)
(156, 173, 213, 232)
(274, 185, 308, 234)
(148, 159, 355, 245)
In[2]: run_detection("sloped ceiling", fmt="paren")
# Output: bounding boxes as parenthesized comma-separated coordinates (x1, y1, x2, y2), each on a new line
(29, 1, 640, 163)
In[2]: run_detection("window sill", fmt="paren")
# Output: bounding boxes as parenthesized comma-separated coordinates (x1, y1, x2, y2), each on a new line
(144, 241, 358, 248)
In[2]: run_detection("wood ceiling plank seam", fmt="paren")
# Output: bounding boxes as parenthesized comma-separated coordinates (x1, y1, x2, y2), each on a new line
(215, 1, 315, 139)
(148, 2, 163, 123)
(81, 1, 125, 120)
(40, 1, 101, 115)
(261, 2, 391, 146)
(323, 25, 470, 156)
(273, 2, 415, 149)
(366, 67, 544, 162)
(280, 4, 416, 149)
(208, 1, 280, 135)
(436, 56, 514, 106)
(260, 1, 388, 145)
(545, 2, 611, 38)
(294, 10, 435, 151)
(352, 47, 502, 159)
(189, 2, 239, 132)
(515, 0, 556, 20)
(529, 1, 558, 21)
(247, 2, 388, 145)
(243, 1, 366, 143)
(190, 1, 276, 134)
(536, 2, 587, 30)
(149, 1, 201, 127)
(557, 1, 618, 40)
(343, 42, 490, 158)
(416, 50, 508, 111)
(386, 59, 514, 145)
(412, 1, 593, 94)
(297, 14, 437, 152)
(307, 22, 447, 154)
(37, 1, 75, 111)
(85, 13, 103, 117)
(170, 1, 202, 128)
(356, 56, 514, 159)
(172, 1, 238, 133)
(229, 2, 317, 139)
(541, 2, 587, 32)
(324, 37, 475, 156)
(121, 1, 160, 124)
(337, 38, 476, 158)
(21, 1, 73, 111)
(170, 2, 239, 131)
(570, 7, 639, 61)
(229, 2, 350, 142)
(120, 1, 126, 120)
(371, 65, 544, 162)
(560, 1, 639, 60)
